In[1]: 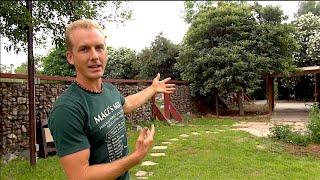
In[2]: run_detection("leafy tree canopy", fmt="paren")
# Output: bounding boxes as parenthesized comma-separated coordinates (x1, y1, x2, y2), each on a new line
(14, 56, 42, 74)
(177, 2, 297, 113)
(296, 1, 320, 17)
(104, 47, 139, 79)
(0, 1, 132, 53)
(293, 12, 320, 67)
(137, 32, 181, 80)
(41, 46, 75, 76)
(183, 1, 215, 24)
(0, 64, 14, 73)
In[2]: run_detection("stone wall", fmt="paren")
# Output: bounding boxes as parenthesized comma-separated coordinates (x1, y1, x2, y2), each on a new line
(0, 80, 192, 156)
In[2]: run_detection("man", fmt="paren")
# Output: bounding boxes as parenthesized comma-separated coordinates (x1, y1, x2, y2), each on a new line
(48, 19, 175, 180)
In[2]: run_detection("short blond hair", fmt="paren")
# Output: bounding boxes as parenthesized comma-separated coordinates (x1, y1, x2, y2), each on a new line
(65, 19, 104, 50)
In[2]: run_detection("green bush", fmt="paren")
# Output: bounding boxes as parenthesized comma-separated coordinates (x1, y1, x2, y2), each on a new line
(269, 125, 292, 140)
(308, 104, 320, 143)
(286, 131, 310, 146)
(269, 125, 311, 146)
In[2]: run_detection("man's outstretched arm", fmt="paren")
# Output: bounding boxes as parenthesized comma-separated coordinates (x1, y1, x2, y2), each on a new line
(123, 73, 176, 114)
(60, 125, 155, 180)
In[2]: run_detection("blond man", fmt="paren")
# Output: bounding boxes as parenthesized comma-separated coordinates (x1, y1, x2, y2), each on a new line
(49, 19, 175, 180)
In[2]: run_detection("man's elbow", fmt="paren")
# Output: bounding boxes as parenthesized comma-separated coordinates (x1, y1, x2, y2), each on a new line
(123, 107, 133, 114)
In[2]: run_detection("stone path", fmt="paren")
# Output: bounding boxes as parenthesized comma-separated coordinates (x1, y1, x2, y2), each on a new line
(271, 102, 312, 122)
(232, 102, 312, 137)
(136, 130, 213, 179)
(232, 121, 307, 137)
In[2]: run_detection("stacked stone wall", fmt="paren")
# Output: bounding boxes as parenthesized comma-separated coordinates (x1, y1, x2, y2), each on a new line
(0, 80, 192, 156)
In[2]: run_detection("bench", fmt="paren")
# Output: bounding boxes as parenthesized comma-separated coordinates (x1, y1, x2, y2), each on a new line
(36, 119, 56, 158)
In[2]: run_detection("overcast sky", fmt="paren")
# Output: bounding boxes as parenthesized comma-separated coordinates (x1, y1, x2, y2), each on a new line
(0, 1, 300, 69)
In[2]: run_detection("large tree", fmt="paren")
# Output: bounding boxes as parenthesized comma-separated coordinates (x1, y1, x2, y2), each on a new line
(296, 1, 320, 17)
(177, 2, 297, 115)
(41, 46, 75, 76)
(293, 13, 320, 67)
(137, 33, 181, 80)
(0, 1, 132, 53)
(14, 56, 42, 74)
(104, 47, 139, 79)
(183, 1, 215, 24)
(1, 1, 132, 75)
(0, 64, 14, 73)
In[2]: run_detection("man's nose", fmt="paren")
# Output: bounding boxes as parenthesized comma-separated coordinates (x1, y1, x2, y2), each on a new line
(90, 48, 99, 60)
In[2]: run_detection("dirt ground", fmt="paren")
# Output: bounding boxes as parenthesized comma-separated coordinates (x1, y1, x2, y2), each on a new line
(228, 100, 319, 157)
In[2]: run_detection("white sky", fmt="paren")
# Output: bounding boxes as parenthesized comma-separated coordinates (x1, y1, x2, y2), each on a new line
(0, 1, 299, 70)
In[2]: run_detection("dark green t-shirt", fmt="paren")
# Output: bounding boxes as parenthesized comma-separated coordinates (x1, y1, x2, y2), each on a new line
(48, 82, 129, 180)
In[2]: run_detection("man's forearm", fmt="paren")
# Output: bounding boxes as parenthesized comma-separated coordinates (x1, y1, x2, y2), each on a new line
(124, 85, 156, 114)
(82, 152, 142, 180)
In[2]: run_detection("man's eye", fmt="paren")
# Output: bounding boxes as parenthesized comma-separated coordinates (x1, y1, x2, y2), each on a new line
(96, 46, 104, 51)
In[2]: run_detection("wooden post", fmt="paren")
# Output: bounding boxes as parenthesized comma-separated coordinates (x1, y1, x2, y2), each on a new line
(164, 93, 170, 119)
(151, 95, 156, 119)
(237, 90, 244, 116)
(267, 74, 274, 114)
(215, 91, 219, 117)
(315, 73, 320, 104)
(27, 0, 36, 166)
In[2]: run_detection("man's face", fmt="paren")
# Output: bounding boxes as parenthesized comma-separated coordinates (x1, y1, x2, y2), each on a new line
(66, 28, 107, 81)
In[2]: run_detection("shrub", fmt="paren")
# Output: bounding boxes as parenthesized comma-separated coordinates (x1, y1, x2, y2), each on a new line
(269, 125, 311, 146)
(269, 124, 292, 140)
(308, 104, 320, 143)
(286, 131, 310, 146)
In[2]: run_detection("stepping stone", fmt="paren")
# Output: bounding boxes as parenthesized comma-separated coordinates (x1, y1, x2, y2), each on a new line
(213, 132, 219, 134)
(161, 142, 172, 145)
(173, 124, 185, 127)
(191, 132, 200, 135)
(205, 131, 213, 134)
(137, 177, 148, 180)
(218, 130, 225, 132)
(141, 161, 158, 166)
(169, 138, 179, 141)
(150, 153, 166, 157)
(255, 145, 266, 150)
(222, 125, 228, 127)
(152, 146, 167, 150)
(136, 171, 148, 177)
(179, 134, 189, 138)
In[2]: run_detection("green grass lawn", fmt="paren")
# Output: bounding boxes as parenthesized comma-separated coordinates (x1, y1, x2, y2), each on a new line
(1, 118, 320, 180)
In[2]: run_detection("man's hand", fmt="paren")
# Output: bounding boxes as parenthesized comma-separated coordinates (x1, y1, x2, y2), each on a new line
(151, 73, 176, 94)
(123, 73, 175, 114)
(133, 124, 156, 161)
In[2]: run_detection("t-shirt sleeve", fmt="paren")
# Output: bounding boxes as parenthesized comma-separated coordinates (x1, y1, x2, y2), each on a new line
(119, 93, 125, 106)
(48, 103, 90, 157)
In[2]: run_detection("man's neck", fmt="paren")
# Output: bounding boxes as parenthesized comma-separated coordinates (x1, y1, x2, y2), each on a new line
(75, 77, 102, 93)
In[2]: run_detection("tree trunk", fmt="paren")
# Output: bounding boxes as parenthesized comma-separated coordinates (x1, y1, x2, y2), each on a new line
(215, 91, 219, 117)
(237, 91, 244, 116)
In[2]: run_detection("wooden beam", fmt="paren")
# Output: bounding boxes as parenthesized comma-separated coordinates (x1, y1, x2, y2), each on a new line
(169, 102, 183, 122)
(271, 66, 320, 77)
(0, 73, 189, 85)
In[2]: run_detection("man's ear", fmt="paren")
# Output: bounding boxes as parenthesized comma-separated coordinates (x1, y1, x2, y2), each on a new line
(66, 50, 74, 65)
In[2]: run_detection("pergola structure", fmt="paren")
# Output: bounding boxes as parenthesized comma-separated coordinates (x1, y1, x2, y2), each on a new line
(266, 66, 320, 114)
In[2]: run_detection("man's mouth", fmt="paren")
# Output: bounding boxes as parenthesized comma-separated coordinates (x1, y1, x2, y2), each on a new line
(88, 64, 102, 69)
